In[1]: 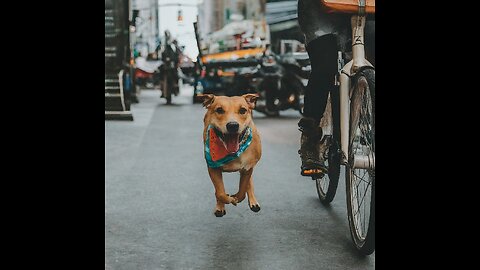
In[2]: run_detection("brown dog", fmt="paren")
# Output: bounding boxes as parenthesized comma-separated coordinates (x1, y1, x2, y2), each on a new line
(199, 94, 262, 217)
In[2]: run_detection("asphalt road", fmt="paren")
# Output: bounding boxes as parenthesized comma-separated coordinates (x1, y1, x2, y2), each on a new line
(105, 86, 375, 269)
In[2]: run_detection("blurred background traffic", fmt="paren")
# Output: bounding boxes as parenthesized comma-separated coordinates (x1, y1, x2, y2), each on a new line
(106, 0, 311, 120)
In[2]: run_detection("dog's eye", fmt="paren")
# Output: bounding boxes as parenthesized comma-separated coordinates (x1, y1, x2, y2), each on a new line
(239, 108, 247, 115)
(215, 107, 225, 114)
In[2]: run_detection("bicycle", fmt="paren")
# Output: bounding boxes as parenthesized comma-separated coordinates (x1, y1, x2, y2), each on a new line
(313, 0, 375, 255)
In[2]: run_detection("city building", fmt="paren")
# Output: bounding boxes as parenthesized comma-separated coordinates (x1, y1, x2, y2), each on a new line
(265, 0, 304, 53)
(131, 0, 160, 56)
(197, 0, 266, 39)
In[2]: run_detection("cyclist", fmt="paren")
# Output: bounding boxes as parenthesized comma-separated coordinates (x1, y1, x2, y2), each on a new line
(297, 0, 375, 178)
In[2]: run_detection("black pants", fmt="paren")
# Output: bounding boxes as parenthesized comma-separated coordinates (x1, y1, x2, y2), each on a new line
(303, 34, 338, 123)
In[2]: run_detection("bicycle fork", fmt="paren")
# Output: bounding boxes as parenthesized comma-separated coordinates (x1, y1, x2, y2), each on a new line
(338, 15, 375, 170)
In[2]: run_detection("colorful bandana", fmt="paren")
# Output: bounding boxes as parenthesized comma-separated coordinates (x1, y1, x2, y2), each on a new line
(204, 124, 253, 168)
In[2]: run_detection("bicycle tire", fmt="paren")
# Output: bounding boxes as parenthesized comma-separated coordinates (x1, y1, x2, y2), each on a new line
(346, 68, 375, 255)
(315, 138, 341, 204)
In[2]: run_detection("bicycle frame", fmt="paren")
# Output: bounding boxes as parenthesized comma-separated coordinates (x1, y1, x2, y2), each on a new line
(338, 14, 374, 169)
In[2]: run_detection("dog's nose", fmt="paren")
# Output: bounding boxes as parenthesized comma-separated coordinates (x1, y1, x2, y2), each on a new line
(226, 122, 239, 133)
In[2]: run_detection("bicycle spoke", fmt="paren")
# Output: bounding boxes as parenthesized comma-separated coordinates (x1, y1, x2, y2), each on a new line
(363, 178, 367, 234)
(353, 181, 370, 236)
(353, 175, 371, 217)
(353, 170, 371, 185)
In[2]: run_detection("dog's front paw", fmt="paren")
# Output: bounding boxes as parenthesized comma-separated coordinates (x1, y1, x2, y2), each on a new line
(248, 199, 261, 212)
(214, 209, 226, 217)
(249, 203, 261, 212)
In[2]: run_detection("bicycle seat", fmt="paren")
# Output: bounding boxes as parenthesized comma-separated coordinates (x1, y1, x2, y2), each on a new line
(321, 0, 375, 14)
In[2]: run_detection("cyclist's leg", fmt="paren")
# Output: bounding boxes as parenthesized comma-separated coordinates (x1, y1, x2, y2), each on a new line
(298, 34, 338, 177)
(365, 20, 375, 66)
(302, 34, 338, 122)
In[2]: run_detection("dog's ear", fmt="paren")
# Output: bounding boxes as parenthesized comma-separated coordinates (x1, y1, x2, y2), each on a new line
(197, 94, 215, 108)
(243, 94, 259, 109)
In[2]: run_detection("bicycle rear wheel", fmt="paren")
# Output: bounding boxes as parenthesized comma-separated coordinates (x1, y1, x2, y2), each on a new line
(315, 94, 341, 204)
(315, 137, 340, 204)
(346, 68, 375, 255)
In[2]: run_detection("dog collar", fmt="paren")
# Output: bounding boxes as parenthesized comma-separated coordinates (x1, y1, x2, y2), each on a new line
(204, 124, 253, 168)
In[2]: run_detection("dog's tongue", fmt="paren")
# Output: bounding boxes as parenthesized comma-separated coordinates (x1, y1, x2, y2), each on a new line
(224, 133, 240, 153)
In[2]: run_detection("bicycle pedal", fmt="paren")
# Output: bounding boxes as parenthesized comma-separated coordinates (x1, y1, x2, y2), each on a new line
(302, 169, 326, 178)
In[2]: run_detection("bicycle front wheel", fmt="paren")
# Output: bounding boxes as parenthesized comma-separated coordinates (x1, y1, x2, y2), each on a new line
(346, 68, 375, 255)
